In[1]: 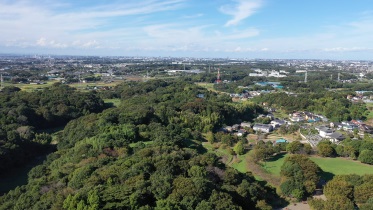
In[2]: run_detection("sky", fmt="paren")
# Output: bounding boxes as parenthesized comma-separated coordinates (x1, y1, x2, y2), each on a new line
(1, 0, 373, 60)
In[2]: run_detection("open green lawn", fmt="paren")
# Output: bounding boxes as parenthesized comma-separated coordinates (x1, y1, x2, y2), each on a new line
(232, 154, 249, 173)
(262, 153, 287, 175)
(310, 156, 373, 176)
(366, 102, 373, 119)
(262, 154, 373, 180)
(104, 98, 121, 107)
(195, 82, 215, 91)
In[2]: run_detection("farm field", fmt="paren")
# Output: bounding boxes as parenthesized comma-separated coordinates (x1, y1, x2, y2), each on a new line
(4, 80, 124, 92)
(7, 81, 56, 91)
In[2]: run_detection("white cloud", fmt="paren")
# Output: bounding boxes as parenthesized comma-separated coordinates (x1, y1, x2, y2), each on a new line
(35, 38, 67, 48)
(36, 38, 47, 47)
(0, 0, 186, 49)
(220, 0, 263, 26)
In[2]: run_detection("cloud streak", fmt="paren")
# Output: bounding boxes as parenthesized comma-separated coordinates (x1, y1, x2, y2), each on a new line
(220, 0, 263, 26)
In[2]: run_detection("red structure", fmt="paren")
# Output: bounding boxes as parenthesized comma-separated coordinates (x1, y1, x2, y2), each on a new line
(215, 68, 222, 84)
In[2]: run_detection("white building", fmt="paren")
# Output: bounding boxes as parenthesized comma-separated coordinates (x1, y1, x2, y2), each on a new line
(253, 124, 273, 133)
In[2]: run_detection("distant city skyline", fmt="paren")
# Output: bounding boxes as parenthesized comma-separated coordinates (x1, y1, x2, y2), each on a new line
(1, 0, 373, 60)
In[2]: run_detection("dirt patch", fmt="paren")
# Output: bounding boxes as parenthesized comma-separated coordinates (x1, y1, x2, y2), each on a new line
(279, 202, 311, 210)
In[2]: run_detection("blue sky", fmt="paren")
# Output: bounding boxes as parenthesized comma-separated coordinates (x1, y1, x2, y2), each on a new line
(1, 0, 373, 59)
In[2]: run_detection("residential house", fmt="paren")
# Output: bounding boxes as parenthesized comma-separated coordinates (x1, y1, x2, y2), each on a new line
(330, 122, 341, 128)
(232, 124, 240, 131)
(236, 129, 247, 137)
(266, 113, 275, 120)
(224, 126, 232, 132)
(351, 120, 363, 126)
(240, 122, 251, 128)
(271, 119, 286, 129)
(360, 124, 373, 134)
(253, 124, 273, 133)
(315, 126, 333, 138)
(290, 116, 305, 122)
(328, 132, 345, 143)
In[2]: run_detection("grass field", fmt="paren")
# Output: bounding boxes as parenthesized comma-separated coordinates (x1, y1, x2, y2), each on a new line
(195, 82, 229, 94)
(104, 98, 121, 107)
(262, 153, 287, 175)
(366, 102, 373, 119)
(310, 156, 373, 177)
(195, 82, 215, 91)
(262, 154, 373, 180)
(231, 154, 249, 173)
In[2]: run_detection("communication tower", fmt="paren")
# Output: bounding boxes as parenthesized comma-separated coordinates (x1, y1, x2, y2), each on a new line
(216, 68, 222, 84)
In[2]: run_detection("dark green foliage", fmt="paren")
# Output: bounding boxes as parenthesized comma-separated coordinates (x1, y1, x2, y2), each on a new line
(360, 198, 373, 210)
(234, 141, 245, 155)
(309, 174, 373, 210)
(0, 83, 105, 174)
(317, 141, 335, 157)
(324, 179, 354, 200)
(309, 196, 355, 210)
(358, 150, 373, 164)
(0, 80, 278, 210)
(286, 141, 303, 154)
(280, 155, 320, 197)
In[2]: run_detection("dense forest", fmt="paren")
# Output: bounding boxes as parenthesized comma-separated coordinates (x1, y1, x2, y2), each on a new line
(0, 80, 284, 209)
(0, 83, 105, 175)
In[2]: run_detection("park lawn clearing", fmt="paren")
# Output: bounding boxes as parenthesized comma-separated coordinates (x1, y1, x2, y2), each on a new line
(310, 156, 373, 176)
(262, 153, 287, 176)
(104, 98, 121, 107)
(231, 154, 249, 173)
(366, 102, 373, 120)
(195, 82, 215, 92)
(261, 154, 373, 177)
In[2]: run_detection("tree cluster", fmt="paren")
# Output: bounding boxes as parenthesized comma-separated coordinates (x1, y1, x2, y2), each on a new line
(309, 174, 373, 210)
(279, 155, 320, 200)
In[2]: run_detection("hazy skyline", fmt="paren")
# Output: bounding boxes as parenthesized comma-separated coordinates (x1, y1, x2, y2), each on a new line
(1, 0, 373, 59)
